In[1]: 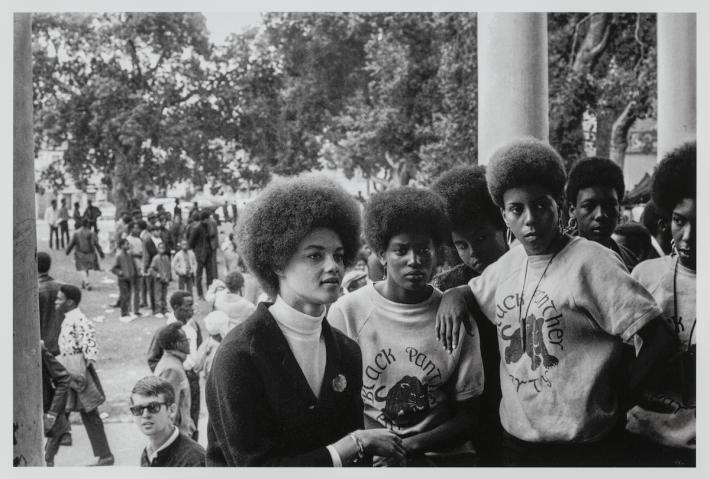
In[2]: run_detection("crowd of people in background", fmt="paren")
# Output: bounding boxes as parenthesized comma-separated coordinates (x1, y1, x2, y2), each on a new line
(36, 138, 695, 467)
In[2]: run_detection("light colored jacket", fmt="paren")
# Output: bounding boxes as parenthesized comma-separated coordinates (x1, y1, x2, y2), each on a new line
(171, 249, 197, 276)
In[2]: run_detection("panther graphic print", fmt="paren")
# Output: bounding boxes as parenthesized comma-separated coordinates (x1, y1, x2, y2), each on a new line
(383, 375, 430, 427)
(501, 313, 559, 371)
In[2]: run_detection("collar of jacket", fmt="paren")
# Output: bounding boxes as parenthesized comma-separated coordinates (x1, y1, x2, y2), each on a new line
(249, 302, 344, 405)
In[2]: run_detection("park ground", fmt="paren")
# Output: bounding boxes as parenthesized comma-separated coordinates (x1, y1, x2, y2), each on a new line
(35, 219, 234, 466)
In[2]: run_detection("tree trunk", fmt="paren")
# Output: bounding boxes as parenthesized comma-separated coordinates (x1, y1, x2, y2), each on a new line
(110, 144, 139, 215)
(610, 100, 638, 172)
(594, 109, 615, 158)
(550, 13, 612, 168)
(14, 12, 45, 466)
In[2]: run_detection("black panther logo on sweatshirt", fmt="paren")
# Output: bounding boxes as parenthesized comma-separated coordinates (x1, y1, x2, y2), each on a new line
(382, 375, 429, 426)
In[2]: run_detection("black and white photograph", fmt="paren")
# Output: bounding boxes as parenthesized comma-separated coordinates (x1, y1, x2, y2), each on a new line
(9, 0, 706, 470)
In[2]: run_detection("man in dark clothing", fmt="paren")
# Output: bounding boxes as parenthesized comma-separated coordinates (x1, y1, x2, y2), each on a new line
(112, 238, 138, 320)
(230, 202, 238, 226)
(169, 214, 185, 253)
(173, 198, 182, 219)
(221, 201, 230, 223)
(142, 225, 160, 315)
(83, 199, 102, 234)
(188, 212, 211, 300)
(38, 252, 63, 356)
(42, 343, 71, 466)
(204, 211, 220, 285)
(131, 376, 205, 467)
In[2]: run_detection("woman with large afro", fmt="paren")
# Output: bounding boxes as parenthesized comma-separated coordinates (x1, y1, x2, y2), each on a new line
(434, 137, 677, 466)
(205, 174, 404, 467)
(328, 186, 485, 466)
(430, 165, 508, 464)
(624, 142, 696, 466)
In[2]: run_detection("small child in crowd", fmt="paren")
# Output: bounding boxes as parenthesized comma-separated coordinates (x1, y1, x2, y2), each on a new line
(112, 238, 138, 321)
(171, 239, 197, 296)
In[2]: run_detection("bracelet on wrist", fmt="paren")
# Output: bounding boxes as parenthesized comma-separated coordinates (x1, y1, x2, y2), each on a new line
(348, 432, 365, 462)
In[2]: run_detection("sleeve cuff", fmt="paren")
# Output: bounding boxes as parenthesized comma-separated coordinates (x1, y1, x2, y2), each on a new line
(326, 445, 343, 467)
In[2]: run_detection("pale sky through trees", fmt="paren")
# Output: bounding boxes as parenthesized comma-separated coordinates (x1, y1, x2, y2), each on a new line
(202, 12, 263, 43)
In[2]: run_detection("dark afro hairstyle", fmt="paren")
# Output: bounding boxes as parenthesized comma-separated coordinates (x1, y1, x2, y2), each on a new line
(486, 137, 566, 208)
(236, 174, 362, 297)
(614, 222, 652, 261)
(640, 200, 669, 236)
(59, 284, 82, 306)
(566, 157, 625, 205)
(652, 142, 696, 216)
(169, 290, 192, 311)
(37, 251, 52, 274)
(431, 165, 505, 233)
(364, 186, 450, 254)
(155, 322, 187, 352)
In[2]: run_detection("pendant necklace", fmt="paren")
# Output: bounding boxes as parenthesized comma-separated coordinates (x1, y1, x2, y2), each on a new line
(518, 236, 564, 347)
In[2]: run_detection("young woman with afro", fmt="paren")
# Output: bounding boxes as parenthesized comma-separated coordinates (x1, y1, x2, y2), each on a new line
(328, 187, 485, 466)
(565, 157, 639, 271)
(434, 137, 677, 466)
(205, 174, 404, 467)
(624, 142, 696, 466)
(430, 165, 507, 464)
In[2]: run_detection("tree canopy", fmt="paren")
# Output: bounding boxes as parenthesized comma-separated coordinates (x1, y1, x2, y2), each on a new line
(33, 12, 657, 208)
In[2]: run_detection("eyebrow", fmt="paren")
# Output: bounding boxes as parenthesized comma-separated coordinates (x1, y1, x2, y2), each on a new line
(303, 245, 344, 251)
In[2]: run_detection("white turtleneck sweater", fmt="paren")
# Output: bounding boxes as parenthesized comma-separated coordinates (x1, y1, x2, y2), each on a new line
(269, 296, 344, 466)
(268, 296, 326, 398)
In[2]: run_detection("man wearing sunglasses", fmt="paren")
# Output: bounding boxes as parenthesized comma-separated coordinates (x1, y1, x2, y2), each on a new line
(130, 376, 205, 467)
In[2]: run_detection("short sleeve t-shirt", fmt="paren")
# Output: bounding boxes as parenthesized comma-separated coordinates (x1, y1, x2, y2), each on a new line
(626, 256, 696, 449)
(328, 283, 484, 438)
(468, 236, 661, 442)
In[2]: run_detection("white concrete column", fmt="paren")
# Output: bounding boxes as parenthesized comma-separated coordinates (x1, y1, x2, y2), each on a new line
(657, 13, 696, 160)
(14, 12, 44, 466)
(478, 13, 549, 164)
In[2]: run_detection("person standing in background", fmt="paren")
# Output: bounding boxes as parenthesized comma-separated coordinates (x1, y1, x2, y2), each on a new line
(72, 201, 83, 231)
(171, 239, 197, 295)
(38, 251, 63, 356)
(57, 198, 70, 249)
(151, 242, 173, 318)
(45, 199, 59, 250)
(83, 199, 102, 234)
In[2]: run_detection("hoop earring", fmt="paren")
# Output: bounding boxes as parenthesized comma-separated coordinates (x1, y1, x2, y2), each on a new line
(506, 227, 514, 245)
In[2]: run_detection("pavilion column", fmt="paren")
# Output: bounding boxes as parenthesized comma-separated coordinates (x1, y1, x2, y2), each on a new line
(657, 13, 696, 160)
(14, 12, 44, 467)
(477, 13, 549, 164)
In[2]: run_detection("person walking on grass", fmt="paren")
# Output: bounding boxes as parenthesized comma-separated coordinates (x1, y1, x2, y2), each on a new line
(55, 284, 114, 466)
(42, 342, 71, 467)
(66, 218, 104, 291)
(130, 376, 205, 467)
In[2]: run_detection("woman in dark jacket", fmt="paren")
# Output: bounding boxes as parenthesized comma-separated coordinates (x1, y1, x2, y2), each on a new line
(205, 175, 405, 467)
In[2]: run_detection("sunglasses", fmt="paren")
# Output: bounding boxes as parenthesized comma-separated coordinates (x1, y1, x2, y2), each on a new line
(129, 402, 167, 416)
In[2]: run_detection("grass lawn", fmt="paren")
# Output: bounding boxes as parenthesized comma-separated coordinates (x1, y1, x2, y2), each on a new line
(36, 220, 236, 423)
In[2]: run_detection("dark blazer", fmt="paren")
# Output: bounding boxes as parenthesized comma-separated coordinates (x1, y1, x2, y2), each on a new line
(42, 345, 70, 416)
(38, 273, 63, 356)
(188, 223, 210, 263)
(205, 303, 364, 466)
